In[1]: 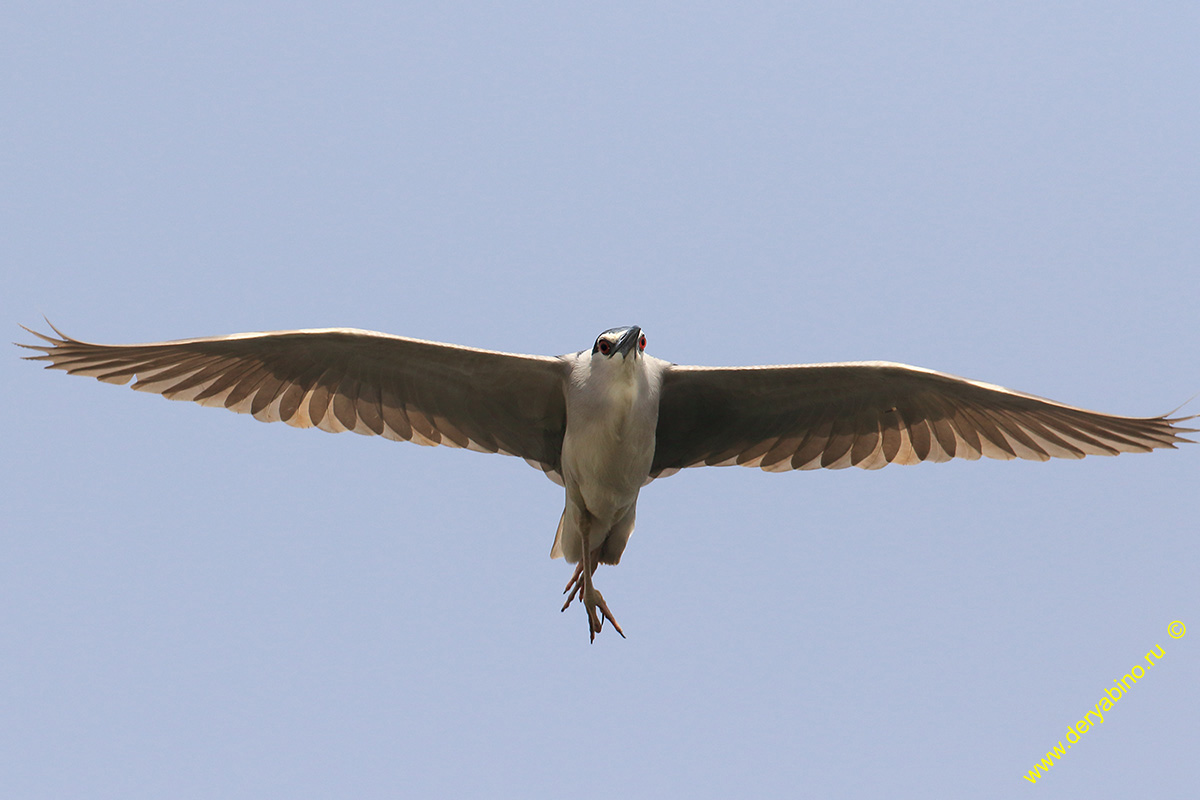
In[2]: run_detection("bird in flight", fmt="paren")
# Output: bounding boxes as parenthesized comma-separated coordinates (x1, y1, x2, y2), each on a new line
(20, 322, 1195, 641)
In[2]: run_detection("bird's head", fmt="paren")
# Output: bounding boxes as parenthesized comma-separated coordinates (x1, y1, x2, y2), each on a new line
(592, 326, 646, 365)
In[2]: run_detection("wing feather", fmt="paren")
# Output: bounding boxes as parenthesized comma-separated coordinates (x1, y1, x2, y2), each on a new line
(651, 361, 1194, 476)
(20, 324, 569, 475)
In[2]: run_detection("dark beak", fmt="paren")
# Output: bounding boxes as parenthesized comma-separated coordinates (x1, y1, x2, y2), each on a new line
(614, 326, 642, 358)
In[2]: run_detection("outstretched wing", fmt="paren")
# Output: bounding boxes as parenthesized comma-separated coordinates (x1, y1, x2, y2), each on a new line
(21, 323, 570, 480)
(652, 360, 1194, 476)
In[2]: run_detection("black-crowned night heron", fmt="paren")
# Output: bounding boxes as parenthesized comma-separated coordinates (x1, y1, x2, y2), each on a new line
(19, 322, 1195, 641)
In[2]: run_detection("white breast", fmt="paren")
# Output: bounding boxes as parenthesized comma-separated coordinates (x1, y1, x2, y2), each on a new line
(561, 352, 666, 522)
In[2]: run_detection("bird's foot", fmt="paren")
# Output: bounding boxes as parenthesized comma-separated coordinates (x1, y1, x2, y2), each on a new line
(584, 586, 625, 642)
(560, 562, 624, 641)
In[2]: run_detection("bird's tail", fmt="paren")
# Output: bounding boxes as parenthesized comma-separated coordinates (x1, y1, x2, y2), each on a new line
(549, 510, 566, 560)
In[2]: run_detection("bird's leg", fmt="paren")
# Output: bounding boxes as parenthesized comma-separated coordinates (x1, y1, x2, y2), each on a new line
(557, 514, 625, 641)
(578, 524, 602, 641)
(575, 521, 623, 642)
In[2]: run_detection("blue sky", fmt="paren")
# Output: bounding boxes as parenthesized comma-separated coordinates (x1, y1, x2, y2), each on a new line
(4, 3, 1198, 797)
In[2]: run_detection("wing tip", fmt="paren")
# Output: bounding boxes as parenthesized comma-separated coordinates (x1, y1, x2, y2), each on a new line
(15, 318, 77, 358)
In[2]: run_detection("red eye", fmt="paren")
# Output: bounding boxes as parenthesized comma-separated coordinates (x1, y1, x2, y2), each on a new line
(598, 340, 611, 355)
(638, 334, 646, 351)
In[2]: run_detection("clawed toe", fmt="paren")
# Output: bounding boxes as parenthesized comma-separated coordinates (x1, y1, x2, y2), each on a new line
(561, 562, 585, 611)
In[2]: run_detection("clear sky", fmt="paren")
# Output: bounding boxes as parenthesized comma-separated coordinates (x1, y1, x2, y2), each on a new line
(4, 3, 1197, 798)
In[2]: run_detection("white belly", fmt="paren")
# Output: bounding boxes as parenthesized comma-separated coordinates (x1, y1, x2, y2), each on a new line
(561, 409, 655, 522)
